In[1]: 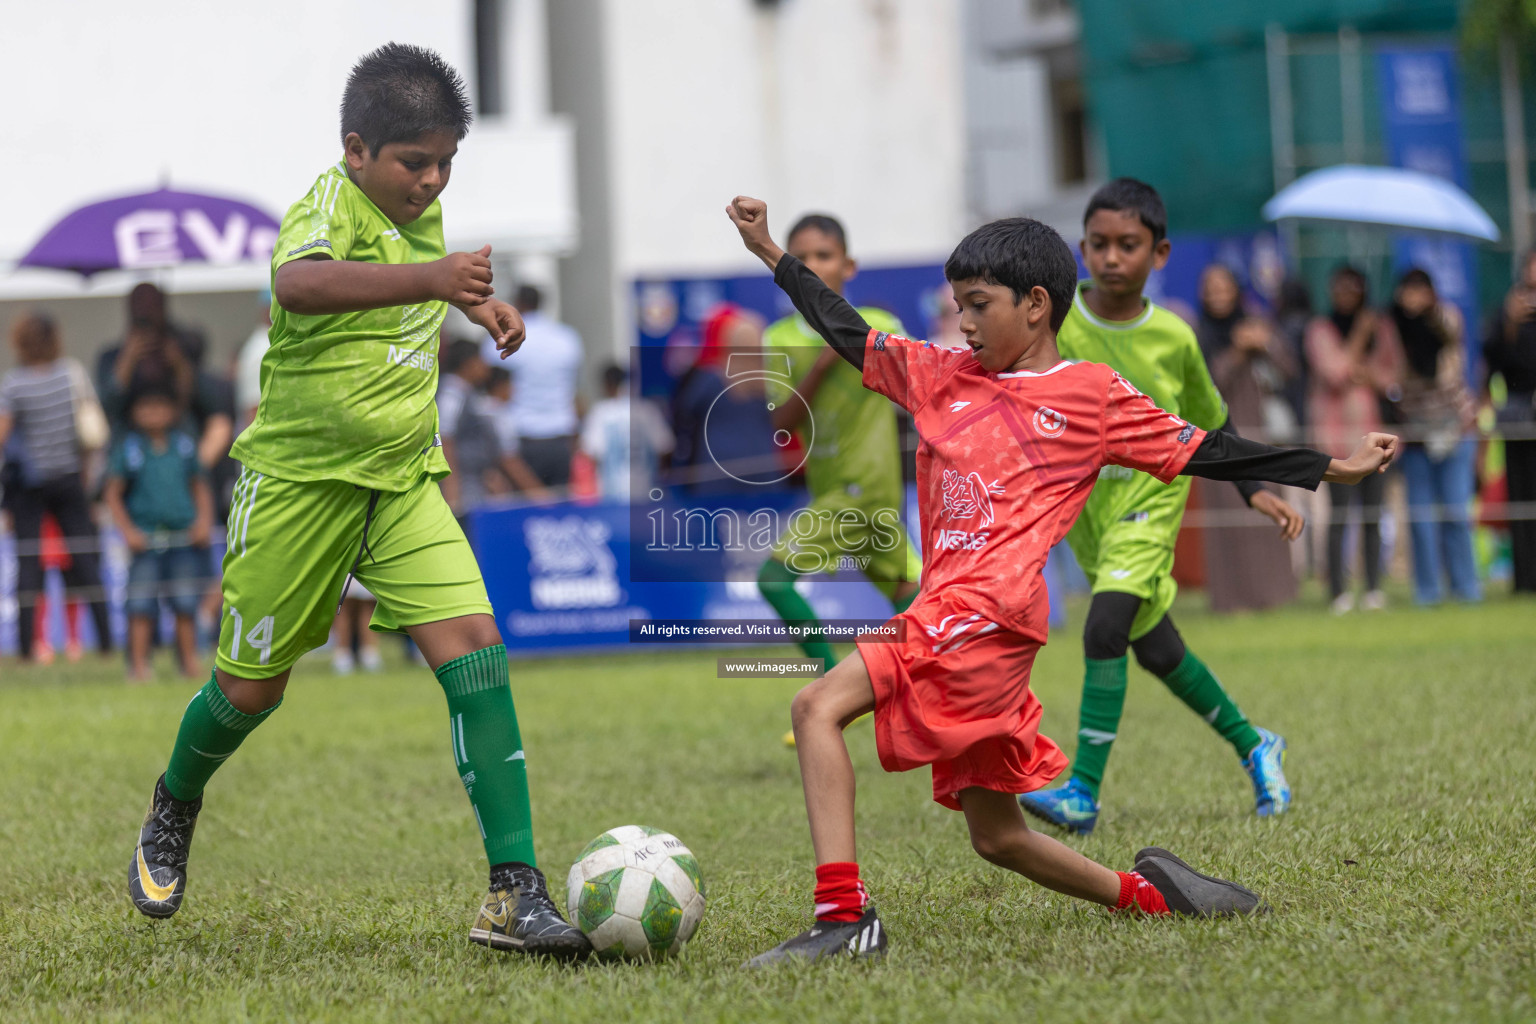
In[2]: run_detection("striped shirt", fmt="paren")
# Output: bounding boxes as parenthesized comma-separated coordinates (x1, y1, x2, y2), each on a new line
(0, 361, 80, 484)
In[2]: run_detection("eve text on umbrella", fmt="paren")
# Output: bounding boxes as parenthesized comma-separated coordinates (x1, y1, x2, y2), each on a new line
(115, 208, 276, 269)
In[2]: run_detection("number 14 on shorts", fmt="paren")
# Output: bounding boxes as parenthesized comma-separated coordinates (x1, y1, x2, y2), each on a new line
(228, 609, 276, 666)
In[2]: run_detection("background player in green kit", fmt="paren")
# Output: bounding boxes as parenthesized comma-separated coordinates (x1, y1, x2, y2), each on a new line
(1020, 179, 1305, 834)
(125, 43, 589, 958)
(760, 214, 923, 746)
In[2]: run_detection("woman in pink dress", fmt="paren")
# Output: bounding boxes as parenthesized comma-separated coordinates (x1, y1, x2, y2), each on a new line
(1304, 267, 1401, 612)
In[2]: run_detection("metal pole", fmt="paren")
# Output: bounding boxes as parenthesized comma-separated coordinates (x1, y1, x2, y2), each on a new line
(1265, 24, 1301, 267)
(1500, 35, 1532, 269)
(1339, 25, 1368, 268)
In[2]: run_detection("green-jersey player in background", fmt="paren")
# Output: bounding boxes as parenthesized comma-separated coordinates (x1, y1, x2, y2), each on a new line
(761, 214, 922, 747)
(125, 43, 588, 958)
(1020, 179, 1303, 834)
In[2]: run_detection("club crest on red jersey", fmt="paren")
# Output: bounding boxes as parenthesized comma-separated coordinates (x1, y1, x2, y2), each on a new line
(1033, 406, 1067, 438)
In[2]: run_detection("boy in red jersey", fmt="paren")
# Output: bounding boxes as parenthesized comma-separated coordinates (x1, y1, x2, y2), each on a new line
(725, 197, 1397, 965)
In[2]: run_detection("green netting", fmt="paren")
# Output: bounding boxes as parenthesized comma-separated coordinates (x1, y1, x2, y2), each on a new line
(1076, 0, 1535, 309)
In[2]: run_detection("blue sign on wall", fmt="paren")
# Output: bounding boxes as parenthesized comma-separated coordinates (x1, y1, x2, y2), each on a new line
(1376, 44, 1481, 376)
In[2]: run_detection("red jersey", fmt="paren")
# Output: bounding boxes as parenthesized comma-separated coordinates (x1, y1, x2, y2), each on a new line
(861, 329, 1206, 642)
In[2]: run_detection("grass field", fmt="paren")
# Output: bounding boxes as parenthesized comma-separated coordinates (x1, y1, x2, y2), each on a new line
(2, 591, 1534, 1023)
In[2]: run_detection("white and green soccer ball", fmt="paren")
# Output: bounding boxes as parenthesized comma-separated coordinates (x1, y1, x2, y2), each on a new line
(566, 825, 706, 960)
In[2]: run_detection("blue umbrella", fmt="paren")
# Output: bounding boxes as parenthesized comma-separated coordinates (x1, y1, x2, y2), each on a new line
(1261, 165, 1500, 243)
(18, 187, 281, 276)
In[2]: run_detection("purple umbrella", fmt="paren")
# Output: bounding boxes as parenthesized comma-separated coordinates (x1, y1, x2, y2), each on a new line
(18, 188, 281, 276)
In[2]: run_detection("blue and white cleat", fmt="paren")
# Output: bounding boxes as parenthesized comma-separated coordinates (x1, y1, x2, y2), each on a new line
(1241, 727, 1290, 817)
(1018, 777, 1100, 835)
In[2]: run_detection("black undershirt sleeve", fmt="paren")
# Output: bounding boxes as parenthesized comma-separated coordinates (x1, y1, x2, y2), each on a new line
(1214, 416, 1263, 504)
(772, 253, 872, 370)
(1183, 429, 1332, 490)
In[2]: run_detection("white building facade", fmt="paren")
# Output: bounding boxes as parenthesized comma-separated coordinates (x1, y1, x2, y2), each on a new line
(0, 0, 574, 367)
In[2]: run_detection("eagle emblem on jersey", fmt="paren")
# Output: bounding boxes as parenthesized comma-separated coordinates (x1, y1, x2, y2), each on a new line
(941, 470, 1005, 527)
(1033, 406, 1067, 438)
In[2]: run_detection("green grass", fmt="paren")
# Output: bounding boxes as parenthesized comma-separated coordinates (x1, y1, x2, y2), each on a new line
(3, 593, 1535, 1023)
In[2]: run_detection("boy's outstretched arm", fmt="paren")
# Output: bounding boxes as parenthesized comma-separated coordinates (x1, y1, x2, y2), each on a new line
(274, 245, 495, 315)
(1212, 417, 1304, 541)
(726, 196, 872, 369)
(1183, 430, 1398, 487)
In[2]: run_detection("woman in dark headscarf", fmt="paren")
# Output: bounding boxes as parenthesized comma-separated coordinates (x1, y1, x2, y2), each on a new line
(1192, 264, 1300, 612)
(1385, 268, 1480, 604)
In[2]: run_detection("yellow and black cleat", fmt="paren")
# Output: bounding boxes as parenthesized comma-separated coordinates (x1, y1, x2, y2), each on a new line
(470, 863, 590, 959)
(128, 776, 201, 919)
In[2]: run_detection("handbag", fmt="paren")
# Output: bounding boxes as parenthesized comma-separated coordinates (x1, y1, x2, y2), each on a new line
(64, 359, 110, 452)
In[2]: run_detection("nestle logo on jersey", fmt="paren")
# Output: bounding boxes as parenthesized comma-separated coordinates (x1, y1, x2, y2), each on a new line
(387, 345, 434, 371)
(936, 529, 989, 551)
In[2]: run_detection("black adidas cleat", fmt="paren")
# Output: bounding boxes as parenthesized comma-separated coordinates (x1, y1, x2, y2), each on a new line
(1134, 847, 1266, 917)
(470, 863, 591, 959)
(744, 906, 887, 967)
(128, 775, 201, 919)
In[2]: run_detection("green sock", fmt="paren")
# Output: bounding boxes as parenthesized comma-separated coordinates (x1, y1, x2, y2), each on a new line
(1069, 657, 1128, 801)
(435, 645, 537, 869)
(163, 674, 281, 801)
(1158, 651, 1262, 758)
(757, 559, 837, 669)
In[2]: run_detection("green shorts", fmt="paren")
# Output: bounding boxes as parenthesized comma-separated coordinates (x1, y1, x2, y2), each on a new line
(771, 489, 922, 598)
(216, 467, 492, 677)
(1066, 519, 1177, 642)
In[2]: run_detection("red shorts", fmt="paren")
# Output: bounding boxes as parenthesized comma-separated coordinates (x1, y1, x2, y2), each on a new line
(857, 592, 1066, 811)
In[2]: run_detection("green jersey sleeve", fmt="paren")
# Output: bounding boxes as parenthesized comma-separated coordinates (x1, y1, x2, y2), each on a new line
(271, 164, 357, 272)
(1180, 331, 1229, 430)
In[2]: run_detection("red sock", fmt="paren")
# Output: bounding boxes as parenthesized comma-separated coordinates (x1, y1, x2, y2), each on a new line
(813, 862, 868, 923)
(1114, 871, 1170, 915)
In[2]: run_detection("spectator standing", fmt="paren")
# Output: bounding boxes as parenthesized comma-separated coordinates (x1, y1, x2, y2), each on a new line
(1386, 268, 1481, 605)
(440, 339, 546, 518)
(1193, 265, 1299, 612)
(1484, 249, 1536, 592)
(0, 314, 114, 661)
(670, 305, 782, 495)
(1306, 266, 1400, 613)
(234, 290, 273, 431)
(481, 285, 582, 488)
(581, 363, 674, 501)
(96, 283, 234, 474)
(101, 385, 213, 680)
(1273, 277, 1314, 431)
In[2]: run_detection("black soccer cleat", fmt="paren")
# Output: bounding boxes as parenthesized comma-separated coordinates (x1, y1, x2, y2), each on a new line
(744, 905, 888, 967)
(128, 775, 202, 919)
(1134, 847, 1267, 917)
(470, 863, 591, 959)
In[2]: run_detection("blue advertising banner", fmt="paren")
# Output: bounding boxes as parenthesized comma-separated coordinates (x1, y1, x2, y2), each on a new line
(471, 489, 1076, 658)
(471, 491, 914, 657)
(1376, 45, 1480, 376)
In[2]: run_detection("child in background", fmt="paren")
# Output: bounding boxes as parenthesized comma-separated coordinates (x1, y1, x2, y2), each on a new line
(1021, 179, 1302, 835)
(580, 362, 674, 501)
(103, 385, 213, 680)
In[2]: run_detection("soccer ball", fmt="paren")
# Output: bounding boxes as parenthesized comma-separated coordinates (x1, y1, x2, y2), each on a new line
(566, 825, 706, 960)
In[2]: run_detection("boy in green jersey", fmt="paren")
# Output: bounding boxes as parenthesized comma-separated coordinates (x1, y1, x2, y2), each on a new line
(1019, 179, 1304, 834)
(125, 44, 588, 958)
(760, 214, 923, 745)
